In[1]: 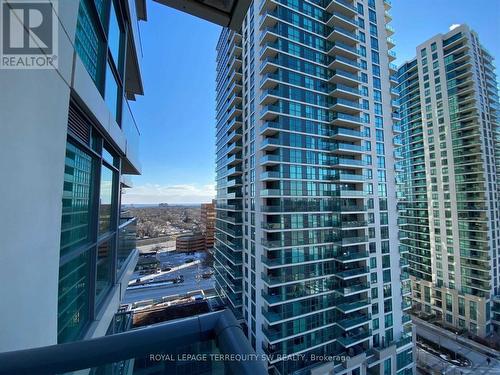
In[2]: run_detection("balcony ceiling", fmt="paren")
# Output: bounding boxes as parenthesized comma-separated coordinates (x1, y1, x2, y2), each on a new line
(154, 0, 250, 31)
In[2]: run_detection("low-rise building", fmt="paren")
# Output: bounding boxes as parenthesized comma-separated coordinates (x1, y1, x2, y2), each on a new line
(176, 233, 207, 252)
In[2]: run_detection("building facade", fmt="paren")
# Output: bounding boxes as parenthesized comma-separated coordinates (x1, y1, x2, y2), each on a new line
(215, 1, 414, 374)
(397, 25, 500, 338)
(0, 0, 146, 351)
(201, 200, 216, 248)
(176, 233, 207, 252)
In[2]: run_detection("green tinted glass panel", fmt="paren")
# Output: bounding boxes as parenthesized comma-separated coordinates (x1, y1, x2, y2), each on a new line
(75, 0, 105, 87)
(108, 0, 123, 71)
(61, 143, 93, 256)
(96, 240, 113, 304)
(104, 63, 120, 122)
(117, 219, 136, 274)
(58, 250, 90, 343)
(93, 0, 108, 25)
(99, 165, 114, 234)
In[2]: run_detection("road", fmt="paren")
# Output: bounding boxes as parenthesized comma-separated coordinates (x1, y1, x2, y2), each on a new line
(414, 318, 500, 374)
(122, 277, 214, 304)
(131, 259, 201, 284)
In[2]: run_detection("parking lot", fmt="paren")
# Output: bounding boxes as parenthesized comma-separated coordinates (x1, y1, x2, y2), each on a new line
(123, 249, 215, 304)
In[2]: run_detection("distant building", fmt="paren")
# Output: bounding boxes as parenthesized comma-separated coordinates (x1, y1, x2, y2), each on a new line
(176, 234, 207, 252)
(201, 200, 216, 248)
(397, 25, 500, 338)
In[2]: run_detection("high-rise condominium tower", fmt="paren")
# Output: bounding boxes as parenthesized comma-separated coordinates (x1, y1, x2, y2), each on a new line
(397, 25, 500, 338)
(215, 1, 414, 374)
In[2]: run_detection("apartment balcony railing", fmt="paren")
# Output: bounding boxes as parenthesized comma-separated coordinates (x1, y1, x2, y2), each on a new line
(117, 217, 137, 272)
(0, 310, 266, 375)
(337, 329, 371, 347)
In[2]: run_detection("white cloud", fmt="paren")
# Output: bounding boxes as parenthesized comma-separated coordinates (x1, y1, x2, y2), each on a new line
(449, 24, 461, 31)
(122, 183, 215, 204)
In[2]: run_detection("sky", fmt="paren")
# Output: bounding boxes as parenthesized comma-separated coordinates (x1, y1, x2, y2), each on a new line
(124, 0, 500, 205)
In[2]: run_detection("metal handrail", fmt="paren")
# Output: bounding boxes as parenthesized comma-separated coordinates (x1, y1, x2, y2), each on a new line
(0, 310, 267, 375)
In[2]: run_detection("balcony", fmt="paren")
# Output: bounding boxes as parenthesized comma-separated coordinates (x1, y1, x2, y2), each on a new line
(336, 299, 370, 314)
(328, 41, 358, 59)
(328, 54, 359, 71)
(260, 154, 281, 165)
(330, 112, 363, 127)
(331, 127, 363, 141)
(326, 10, 357, 29)
(260, 72, 279, 89)
(339, 220, 368, 229)
(0, 309, 267, 375)
(330, 172, 365, 182)
(388, 49, 397, 62)
(260, 105, 281, 120)
(337, 235, 368, 245)
(330, 142, 365, 154)
(386, 24, 395, 36)
(260, 137, 280, 151)
(330, 98, 361, 113)
(335, 189, 366, 199)
(325, 0, 357, 16)
(338, 315, 370, 331)
(334, 266, 369, 280)
(331, 157, 365, 168)
(326, 25, 358, 45)
(387, 36, 396, 49)
(329, 69, 359, 85)
(329, 83, 361, 99)
(338, 329, 371, 348)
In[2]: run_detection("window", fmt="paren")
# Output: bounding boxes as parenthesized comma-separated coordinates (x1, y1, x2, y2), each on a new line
(470, 301, 478, 320)
(60, 142, 94, 256)
(58, 250, 91, 343)
(446, 293, 453, 312)
(96, 240, 113, 305)
(99, 165, 115, 234)
(58, 108, 123, 343)
(75, 0, 126, 124)
(75, 0, 106, 86)
(369, 9, 376, 23)
(384, 313, 393, 327)
(117, 218, 137, 275)
(104, 62, 120, 122)
(108, 0, 123, 72)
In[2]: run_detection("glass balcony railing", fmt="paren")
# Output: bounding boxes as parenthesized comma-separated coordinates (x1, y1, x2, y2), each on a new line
(331, 69, 359, 81)
(117, 217, 137, 274)
(330, 83, 361, 95)
(0, 310, 266, 375)
(331, 112, 363, 124)
(332, 127, 363, 138)
(337, 329, 371, 347)
(329, 40, 358, 54)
